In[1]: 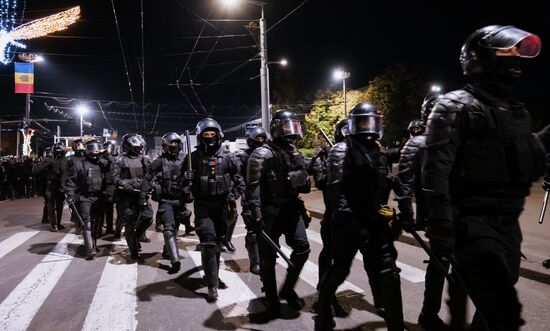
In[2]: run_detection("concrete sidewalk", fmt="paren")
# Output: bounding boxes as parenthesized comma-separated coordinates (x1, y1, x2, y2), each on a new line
(301, 184, 550, 285)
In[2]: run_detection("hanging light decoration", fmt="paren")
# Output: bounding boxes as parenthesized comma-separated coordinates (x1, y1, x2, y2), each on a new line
(1, 5, 80, 64)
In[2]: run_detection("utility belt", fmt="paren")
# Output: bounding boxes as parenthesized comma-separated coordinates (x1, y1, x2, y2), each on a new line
(81, 192, 103, 198)
(460, 214, 519, 226)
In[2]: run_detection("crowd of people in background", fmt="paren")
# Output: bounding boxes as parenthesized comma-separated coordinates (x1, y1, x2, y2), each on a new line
(0, 155, 43, 201)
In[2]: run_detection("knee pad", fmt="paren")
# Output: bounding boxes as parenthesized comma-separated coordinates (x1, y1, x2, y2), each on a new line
(201, 243, 217, 258)
(380, 256, 401, 276)
(245, 232, 257, 246)
(291, 247, 310, 264)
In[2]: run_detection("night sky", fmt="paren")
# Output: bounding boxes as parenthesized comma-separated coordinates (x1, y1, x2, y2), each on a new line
(0, 0, 548, 141)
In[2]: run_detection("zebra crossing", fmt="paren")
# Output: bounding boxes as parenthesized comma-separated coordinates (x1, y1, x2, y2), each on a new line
(0, 222, 436, 331)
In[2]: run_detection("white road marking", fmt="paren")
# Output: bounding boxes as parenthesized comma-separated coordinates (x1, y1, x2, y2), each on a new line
(187, 250, 264, 317)
(0, 233, 82, 331)
(82, 238, 138, 331)
(306, 229, 426, 283)
(278, 246, 364, 294)
(0, 231, 39, 260)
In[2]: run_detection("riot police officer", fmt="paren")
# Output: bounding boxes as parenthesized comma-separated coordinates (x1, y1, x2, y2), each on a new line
(422, 25, 544, 331)
(245, 110, 311, 316)
(111, 133, 153, 260)
(184, 118, 245, 302)
(63, 140, 110, 260)
(315, 103, 404, 330)
(62, 139, 86, 230)
(396, 89, 450, 330)
(238, 126, 268, 275)
(99, 141, 118, 236)
(33, 143, 67, 231)
(142, 132, 191, 273)
(310, 119, 348, 289)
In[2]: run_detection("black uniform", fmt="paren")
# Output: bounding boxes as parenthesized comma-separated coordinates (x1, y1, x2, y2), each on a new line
(63, 147, 110, 260)
(32, 149, 67, 231)
(422, 25, 545, 331)
(185, 143, 245, 299)
(111, 152, 153, 259)
(99, 152, 117, 235)
(143, 151, 191, 272)
(315, 103, 404, 331)
(246, 139, 311, 313)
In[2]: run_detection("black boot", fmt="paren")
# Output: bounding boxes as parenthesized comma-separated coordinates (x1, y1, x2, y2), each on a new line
(163, 230, 181, 273)
(279, 250, 308, 310)
(125, 225, 140, 260)
(202, 245, 219, 302)
(83, 229, 95, 260)
(245, 232, 261, 275)
(260, 259, 280, 317)
(380, 270, 405, 331)
(418, 312, 447, 331)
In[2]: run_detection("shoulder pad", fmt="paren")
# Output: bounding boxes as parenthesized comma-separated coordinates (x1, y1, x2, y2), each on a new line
(326, 141, 348, 185)
(247, 146, 273, 184)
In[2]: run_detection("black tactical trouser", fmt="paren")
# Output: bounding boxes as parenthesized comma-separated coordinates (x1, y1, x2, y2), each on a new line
(98, 198, 114, 232)
(194, 198, 228, 292)
(317, 205, 333, 290)
(317, 214, 404, 331)
(225, 198, 239, 244)
(157, 199, 185, 263)
(453, 215, 523, 331)
(77, 195, 103, 256)
(259, 201, 311, 308)
(45, 183, 65, 228)
(117, 196, 153, 258)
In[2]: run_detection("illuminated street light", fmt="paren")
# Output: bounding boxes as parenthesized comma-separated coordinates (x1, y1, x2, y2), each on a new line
(333, 68, 351, 116)
(431, 84, 442, 93)
(279, 58, 288, 66)
(76, 104, 89, 138)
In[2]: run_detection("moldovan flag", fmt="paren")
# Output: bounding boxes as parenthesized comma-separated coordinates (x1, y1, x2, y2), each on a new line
(14, 62, 34, 94)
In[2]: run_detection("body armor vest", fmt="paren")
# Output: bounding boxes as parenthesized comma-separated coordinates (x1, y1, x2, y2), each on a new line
(261, 142, 310, 204)
(346, 139, 390, 213)
(456, 89, 545, 197)
(119, 156, 146, 180)
(47, 158, 65, 183)
(161, 156, 183, 198)
(78, 159, 105, 195)
(193, 150, 230, 198)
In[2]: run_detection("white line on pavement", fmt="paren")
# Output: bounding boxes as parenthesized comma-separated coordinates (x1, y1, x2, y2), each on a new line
(305, 229, 426, 283)
(82, 238, 138, 331)
(0, 231, 39, 260)
(278, 246, 364, 294)
(0, 233, 82, 331)
(187, 250, 264, 317)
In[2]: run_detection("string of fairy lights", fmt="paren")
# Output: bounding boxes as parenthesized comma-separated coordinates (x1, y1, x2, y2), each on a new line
(0, 5, 80, 64)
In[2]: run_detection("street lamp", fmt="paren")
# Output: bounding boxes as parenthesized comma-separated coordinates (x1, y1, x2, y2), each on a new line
(333, 69, 351, 116)
(431, 84, 442, 93)
(76, 104, 89, 138)
(220, 0, 270, 131)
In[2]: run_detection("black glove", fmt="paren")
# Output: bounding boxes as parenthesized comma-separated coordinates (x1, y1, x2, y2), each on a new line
(250, 217, 264, 232)
(398, 211, 414, 233)
(543, 177, 550, 191)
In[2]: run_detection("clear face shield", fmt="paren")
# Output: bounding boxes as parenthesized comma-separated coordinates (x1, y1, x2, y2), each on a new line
(86, 143, 101, 160)
(349, 115, 384, 138)
(279, 119, 303, 140)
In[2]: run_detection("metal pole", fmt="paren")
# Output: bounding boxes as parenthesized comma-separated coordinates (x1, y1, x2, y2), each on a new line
(56, 125, 61, 144)
(16, 128, 20, 157)
(343, 78, 347, 116)
(25, 94, 31, 127)
(80, 113, 83, 138)
(0, 122, 2, 156)
(259, 5, 270, 131)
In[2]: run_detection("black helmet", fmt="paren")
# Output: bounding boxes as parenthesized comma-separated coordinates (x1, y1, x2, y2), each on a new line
(72, 139, 85, 156)
(460, 25, 541, 80)
(196, 118, 223, 152)
(420, 90, 443, 123)
(407, 120, 425, 137)
(85, 140, 102, 162)
(52, 142, 66, 158)
(333, 119, 349, 143)
(121, 133, 145, 156)
(43, 147, 52, 158)
(270, 109, 302, 142)
(162, 132, 183, 157)
(246, 126, 268, 150)
(348, 102, 383, 139)
(103, 141, 119, 156)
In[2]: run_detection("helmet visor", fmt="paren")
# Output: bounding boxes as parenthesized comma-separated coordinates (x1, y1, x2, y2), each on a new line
(349, 115, 383, 137)
(280, 119, 303, 138)
(483, 27, 541, 58)
(86, 143, 101, 156)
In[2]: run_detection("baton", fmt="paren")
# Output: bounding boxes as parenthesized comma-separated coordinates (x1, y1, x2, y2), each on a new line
(185, 130, 192, 171)
(319, 128, 334, 147)
(539, 190, 549, 224)
(258, 230, 294, 268)
(67, 200, 85, 229)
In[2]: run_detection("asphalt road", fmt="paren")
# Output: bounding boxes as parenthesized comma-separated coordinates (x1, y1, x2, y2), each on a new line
(0, 186, 549, 331)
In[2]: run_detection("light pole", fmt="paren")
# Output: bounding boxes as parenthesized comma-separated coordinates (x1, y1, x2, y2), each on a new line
(76, 104, 89, 138)
(333, 69, 351, 117)
(220, 0, 270, 130)
(17, 53, 44, 156)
